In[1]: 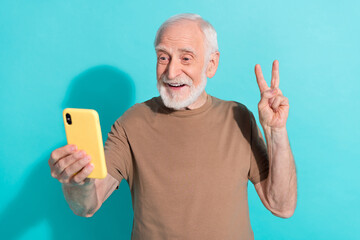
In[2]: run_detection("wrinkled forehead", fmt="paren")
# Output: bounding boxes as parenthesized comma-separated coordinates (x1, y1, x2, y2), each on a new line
(156, 20, 206, 53)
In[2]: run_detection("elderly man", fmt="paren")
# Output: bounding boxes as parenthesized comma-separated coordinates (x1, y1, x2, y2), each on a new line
(49, 13, 297, 239)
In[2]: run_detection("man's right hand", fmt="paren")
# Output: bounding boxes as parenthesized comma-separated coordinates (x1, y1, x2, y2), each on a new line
(49, 144, 119, 217)
(49, 144, 95, 185)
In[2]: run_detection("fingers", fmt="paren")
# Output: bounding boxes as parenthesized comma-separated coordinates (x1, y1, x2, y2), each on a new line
(271, 95, 289, 111)
(262, 88, 278, 100)
(258, 88, 286, 109)
(53, 150, 89, 176)
(258, 88, 278, 110)
(255, 60, 280, 93)
(49, 145, 95, 186)
(59, 158, 92, 184)
(255, 64, 270, 93)
(258, 88, 288, 112)
(49, 145, 94, 184)
(271, 60, 280, 89)
(71, 164, 95, 184)
(49, 144, 77, 166)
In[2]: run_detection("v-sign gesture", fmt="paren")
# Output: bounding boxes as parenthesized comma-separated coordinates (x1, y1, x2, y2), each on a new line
(255, 60, 289, 129)
(253, 60, 297, 219)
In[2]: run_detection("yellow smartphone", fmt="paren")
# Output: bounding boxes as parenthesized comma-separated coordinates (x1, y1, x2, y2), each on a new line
(63, 108, 107, 179)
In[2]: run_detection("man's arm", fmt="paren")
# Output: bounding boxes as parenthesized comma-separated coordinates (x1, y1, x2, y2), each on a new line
(49, 145, 119, 217)
(254, 127, 297, 218)
(253, 60, 297, 218)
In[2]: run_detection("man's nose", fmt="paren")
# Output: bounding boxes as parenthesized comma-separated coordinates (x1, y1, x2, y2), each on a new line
(166, 59, 182, 80)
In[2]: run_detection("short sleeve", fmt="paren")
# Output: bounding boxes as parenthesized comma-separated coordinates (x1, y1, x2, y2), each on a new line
(248, 111, 269, 184)
(104, 118, 133, 186)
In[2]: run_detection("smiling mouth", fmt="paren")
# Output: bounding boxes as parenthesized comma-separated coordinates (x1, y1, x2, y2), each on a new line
(167, 83, 186, 89)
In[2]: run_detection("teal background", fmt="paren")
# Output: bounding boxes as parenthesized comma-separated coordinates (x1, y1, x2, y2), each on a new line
(0, 0, 359, 239)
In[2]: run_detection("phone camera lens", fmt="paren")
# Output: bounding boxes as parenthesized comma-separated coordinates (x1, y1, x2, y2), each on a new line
(66, 113, 72, 125)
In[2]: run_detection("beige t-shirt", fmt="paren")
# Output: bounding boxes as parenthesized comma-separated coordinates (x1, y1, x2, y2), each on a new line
(104, 94, 269, 240)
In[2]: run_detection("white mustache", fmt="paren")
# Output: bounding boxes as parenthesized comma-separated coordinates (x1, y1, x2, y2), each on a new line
(161, 75, 193, 86)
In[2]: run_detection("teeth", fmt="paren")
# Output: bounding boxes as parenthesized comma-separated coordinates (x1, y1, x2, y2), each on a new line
(168, 83, 183, 87)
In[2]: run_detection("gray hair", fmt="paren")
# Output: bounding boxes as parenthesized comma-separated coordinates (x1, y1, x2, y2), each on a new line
(154, 13, 218, 57)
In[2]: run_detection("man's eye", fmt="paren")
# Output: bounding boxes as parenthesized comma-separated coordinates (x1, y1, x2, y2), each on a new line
(158, 55, 169, 63)
(182, 56, 192, 63)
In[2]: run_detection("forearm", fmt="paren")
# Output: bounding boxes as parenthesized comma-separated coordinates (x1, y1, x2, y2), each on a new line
(263, 126, 297, 215)
(62, 180, 99, 217)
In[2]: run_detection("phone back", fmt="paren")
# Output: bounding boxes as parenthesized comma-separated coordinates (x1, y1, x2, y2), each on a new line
(63, 108, 107, 179)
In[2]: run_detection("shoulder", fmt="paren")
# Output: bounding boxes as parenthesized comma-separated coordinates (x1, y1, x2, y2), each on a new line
(210, 95, 253, 119)
(113, 97, 161, 127)
(209, 96, 256, 140)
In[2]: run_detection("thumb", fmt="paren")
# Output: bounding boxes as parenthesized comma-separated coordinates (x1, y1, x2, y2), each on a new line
(258, 88, 277, 109)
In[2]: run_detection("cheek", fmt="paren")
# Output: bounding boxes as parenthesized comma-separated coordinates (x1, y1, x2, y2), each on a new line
(188, 68, 205, 87)
(157, 64, 166, 80)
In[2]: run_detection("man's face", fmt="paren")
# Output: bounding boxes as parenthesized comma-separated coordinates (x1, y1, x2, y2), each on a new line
(155, 20, 208, 110)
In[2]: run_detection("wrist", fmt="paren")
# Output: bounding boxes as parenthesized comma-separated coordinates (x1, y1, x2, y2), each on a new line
(262, 126, 289, 150)
(262, 124, 287, 136)
(63, 178, 95, 189)
(271, 127, 288, 136)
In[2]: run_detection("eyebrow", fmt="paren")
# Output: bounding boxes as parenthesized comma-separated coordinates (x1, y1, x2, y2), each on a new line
(155, 46, 168, 52)
(155, 46, 197, 56)
(179, 47, 197, 55)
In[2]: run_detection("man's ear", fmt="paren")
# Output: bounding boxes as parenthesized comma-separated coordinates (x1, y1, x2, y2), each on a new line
(206, 51, 220, 78)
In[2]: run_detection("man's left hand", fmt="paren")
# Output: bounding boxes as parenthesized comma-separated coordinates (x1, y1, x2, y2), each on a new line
(255, 60, 289, 129)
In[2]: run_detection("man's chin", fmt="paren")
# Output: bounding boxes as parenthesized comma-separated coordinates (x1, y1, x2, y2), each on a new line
(161, 96, 193, 110)
(157, 79, 207, 110)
